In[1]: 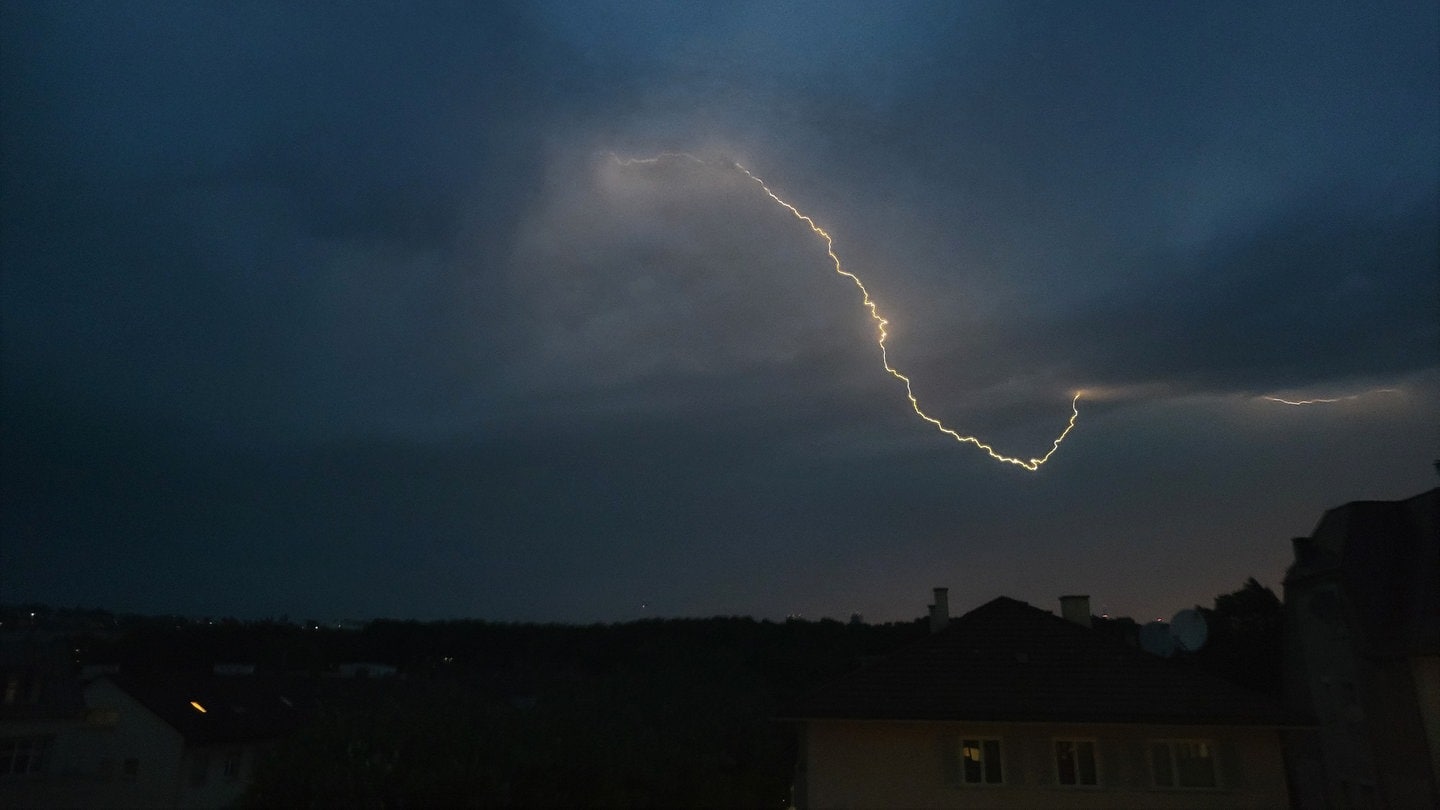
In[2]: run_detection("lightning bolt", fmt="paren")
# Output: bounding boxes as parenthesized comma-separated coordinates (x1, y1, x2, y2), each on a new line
(1262, 388, 1399, 406)
(611, 152, 1081, 471)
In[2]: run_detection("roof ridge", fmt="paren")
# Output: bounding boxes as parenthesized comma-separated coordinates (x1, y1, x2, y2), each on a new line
(784, 594, 1289, 725)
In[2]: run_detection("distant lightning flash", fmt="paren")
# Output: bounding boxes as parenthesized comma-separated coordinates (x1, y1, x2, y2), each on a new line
(611, 152, 1081, 471)
(1262, 388, 1399, 406)
(1263, 396, 1341, 406)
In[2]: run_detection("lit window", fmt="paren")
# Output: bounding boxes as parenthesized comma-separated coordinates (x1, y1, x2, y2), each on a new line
(0, 736, 52, 777)
(1055, 740, 1098, 786)
(958, 738, 1003, 785)
(1151, 740, 1217, 788)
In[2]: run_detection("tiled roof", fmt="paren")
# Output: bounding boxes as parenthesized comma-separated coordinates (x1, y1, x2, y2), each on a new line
(99, 672, 329, 744)
(785, 596, 1288, 725)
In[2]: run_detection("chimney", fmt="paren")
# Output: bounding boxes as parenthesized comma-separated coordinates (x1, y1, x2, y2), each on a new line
(929, 587, 950, 633)
(1060, 595, 1092, 629)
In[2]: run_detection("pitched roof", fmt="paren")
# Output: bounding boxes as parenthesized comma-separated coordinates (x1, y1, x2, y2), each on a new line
(97, 672, 330, 745)
(785, 596, 1288, 725)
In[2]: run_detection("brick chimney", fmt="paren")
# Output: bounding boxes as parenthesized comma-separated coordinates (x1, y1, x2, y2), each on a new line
(1060, 595, 1092, 629)
(929, 587, 950, 633)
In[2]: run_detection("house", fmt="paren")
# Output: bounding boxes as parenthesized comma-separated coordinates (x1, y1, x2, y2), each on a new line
(70, 672, 324, 808)
(1, 670, 322, 808)
(0, 633, 90, 807)
(1282, 487, 1439, 809)
(785, 590, 1294, 809)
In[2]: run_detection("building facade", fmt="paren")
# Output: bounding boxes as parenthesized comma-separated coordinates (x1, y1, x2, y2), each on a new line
(1283, 487, 1439, 809)
(788, 593, 1294, 809)
(1, 667, 317, 808)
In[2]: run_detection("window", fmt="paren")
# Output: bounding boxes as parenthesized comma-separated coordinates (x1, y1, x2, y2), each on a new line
(86, 707, 120, 727)
(2, 674, 39, 706)
(959, 738, 1004, 785)
(1055, 740, 1098, 786)
(1151, 740, 1217, 788)
(223, 750, 242, 781)
(0, 736, 51, 777)
(122, 758, 139, 782)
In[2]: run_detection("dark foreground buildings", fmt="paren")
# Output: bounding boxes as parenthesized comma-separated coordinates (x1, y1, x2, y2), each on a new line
(786, 487, 1438, 809)
(1283, 487, 1439, 808)
(786, 592, 1294, 808)
(3, 488, 1436, 808)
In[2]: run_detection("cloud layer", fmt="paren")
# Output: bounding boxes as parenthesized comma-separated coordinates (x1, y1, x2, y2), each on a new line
(3, 1, 1436, 622)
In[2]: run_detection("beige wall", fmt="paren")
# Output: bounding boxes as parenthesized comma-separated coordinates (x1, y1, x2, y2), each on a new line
(800, 720, 1289, 810)
(0, 715, 93, 808)
(177, 742, 256, 809)
(0, 683, 195, 809)
(82, 678, 189, 808)
(2, 680, 267, 809)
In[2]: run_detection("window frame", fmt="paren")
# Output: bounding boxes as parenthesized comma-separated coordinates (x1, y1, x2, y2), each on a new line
(1149, 738, 1219, 789)
(956, 737, 1005, 786)
(0, 736, 52, 778)
(1053, 738, 1100, 787)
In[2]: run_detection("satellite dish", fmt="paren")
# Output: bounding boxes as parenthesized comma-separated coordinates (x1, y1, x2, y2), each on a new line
(1139, 621, 1175, 658)
(1170, 609, 1209, 652)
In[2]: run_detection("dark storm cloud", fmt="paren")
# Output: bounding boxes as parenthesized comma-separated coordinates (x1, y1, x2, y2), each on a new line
(2, 1, 577, 440)
(1072, 196, 1438, 393)
(800, 1, 1440, 403)
(3, 1, 1437, 622)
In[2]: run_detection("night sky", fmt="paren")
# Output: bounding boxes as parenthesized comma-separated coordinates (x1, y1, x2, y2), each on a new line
(3, 2, 1437, 624)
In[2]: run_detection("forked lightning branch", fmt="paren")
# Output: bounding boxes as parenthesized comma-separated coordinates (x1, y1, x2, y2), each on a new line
(611, 152, 1080, 472)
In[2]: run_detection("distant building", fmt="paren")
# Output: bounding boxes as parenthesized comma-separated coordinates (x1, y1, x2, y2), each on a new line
(1, 668, 323, 808)
(335, 661, 397, 679)
(1283, 487, 1440, 809)
(81, 673, 323, 808)
(785, 590, 1294, 809)
(0, 633, 88, 807)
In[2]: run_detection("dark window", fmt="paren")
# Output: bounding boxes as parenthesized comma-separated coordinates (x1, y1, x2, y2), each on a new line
(0, 737, 51, 777)
(1151, 740, 1217, 788)
(122, 758, 139, 781)
(1055, 740, 1098, 786)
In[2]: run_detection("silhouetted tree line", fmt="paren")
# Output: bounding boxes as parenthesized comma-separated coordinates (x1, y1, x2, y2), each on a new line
(233, 616, 927, 808)
(1188, 576, 1285, 696)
